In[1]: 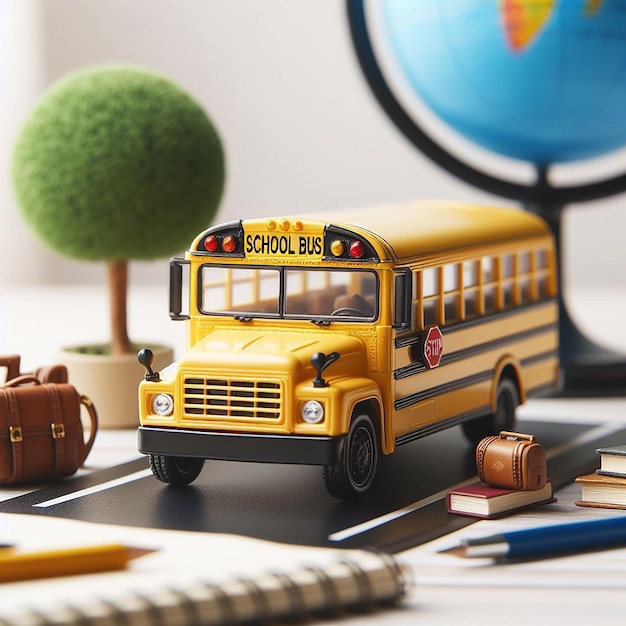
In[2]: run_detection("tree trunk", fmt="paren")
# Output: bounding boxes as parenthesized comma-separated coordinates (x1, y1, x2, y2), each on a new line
(107, 259, 133, 355)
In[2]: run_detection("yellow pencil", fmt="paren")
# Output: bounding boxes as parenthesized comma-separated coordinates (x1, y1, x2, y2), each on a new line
(0, 543, 156, 583)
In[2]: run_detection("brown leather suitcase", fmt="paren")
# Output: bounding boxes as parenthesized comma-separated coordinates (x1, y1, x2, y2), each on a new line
(0, 377, 97, 484)
(476, 431, 547, 491)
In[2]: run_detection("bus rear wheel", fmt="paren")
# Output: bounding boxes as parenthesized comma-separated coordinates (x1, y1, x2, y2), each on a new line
(323, 413, 378, 500)
(462, 377, 519, 446)
(149, 454, 205, 486)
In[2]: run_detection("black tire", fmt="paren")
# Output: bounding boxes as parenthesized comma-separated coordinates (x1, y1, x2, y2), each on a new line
(149, 454, 204, 486)
(462, 377, 519, 446)
(323, 413, 378, 500)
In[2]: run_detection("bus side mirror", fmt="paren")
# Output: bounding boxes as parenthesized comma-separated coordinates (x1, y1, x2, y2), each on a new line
(393, 270, 411, 330)
(170, 258, 190, 321)
(138, 348, 160, 382)
(312, 352, 340, 388)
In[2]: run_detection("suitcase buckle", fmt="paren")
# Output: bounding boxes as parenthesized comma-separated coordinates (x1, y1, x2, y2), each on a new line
(9, 426, 22, 443)
(51, 423, 65, 439)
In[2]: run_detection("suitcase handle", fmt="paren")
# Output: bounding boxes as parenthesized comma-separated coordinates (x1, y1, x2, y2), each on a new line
(4, 375, 41, 388)
(499, 430, 536, 442)
(79, 394, 98, 462)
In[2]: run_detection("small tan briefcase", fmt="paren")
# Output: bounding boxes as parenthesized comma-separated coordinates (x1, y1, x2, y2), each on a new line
(476, 431, 547, 491)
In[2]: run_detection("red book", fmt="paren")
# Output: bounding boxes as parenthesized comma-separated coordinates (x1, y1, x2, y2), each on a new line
(447, 480, 555, 519)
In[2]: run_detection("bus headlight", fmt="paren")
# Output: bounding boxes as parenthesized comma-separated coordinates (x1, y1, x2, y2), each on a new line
(302, 400, 324, 424)
(153, 393, 174, 416)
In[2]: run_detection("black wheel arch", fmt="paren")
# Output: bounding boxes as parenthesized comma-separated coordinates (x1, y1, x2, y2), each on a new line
(351, 397, 383, 451)
(494, 362, 524, 410)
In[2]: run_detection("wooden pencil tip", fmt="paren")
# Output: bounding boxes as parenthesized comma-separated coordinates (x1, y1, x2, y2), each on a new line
(437, 545, 465, 557)
(127, 547, 158, 561)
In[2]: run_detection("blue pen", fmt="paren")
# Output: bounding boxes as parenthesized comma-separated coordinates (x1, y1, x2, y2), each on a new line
(440, 516, 626, 559)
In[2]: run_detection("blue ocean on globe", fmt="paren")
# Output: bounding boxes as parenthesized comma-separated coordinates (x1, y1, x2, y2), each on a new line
(379, 0, 626, 164)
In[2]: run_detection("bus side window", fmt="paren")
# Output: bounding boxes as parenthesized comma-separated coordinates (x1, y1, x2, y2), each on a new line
(422, 268, 438, 327)
(501, 254, 515, 308)
(463, 260, 479, 318)
(535, 248, 552, 299)
(482, 257, 497, 314)
(518, 251, 532, 303)
(443, 264, 460, 323)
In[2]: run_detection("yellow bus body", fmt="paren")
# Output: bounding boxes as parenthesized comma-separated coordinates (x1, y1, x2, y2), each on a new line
(138, 201, 559, 498)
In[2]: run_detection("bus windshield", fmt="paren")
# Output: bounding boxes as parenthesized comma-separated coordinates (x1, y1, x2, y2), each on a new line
(199, 266, 378, 321)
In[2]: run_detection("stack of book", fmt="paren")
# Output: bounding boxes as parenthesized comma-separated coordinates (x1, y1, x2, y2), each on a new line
(576, 445, 626, 510)
(446, 480, 555, 519)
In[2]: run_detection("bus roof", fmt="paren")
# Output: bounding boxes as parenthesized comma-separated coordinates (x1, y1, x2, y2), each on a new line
(284, 201, 552, 261)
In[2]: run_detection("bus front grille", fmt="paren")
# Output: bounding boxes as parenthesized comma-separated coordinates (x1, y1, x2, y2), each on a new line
(183, 377, 282, 420)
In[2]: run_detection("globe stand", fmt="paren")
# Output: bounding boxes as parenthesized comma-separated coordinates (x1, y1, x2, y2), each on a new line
(525, 168, 626, 396)
(347, 0, 626, 396)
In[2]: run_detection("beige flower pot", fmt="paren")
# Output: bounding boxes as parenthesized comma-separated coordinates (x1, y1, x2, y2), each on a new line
(59, 344, 174, 429)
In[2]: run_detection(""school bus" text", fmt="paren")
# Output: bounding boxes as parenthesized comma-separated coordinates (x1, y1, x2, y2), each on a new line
(245, 234, 322, 257)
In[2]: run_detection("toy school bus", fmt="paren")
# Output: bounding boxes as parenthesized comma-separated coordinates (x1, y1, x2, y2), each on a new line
(137, 201, 559, 499)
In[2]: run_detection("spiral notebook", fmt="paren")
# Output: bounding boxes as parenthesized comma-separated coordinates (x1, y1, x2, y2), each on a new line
(0, 514, 407, 625)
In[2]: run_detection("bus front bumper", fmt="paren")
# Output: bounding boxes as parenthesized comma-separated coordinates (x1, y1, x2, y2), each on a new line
(137, 426, 346, 466)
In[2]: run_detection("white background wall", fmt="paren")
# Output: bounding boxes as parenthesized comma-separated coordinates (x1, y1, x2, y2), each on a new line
(1, 0, 626, 291)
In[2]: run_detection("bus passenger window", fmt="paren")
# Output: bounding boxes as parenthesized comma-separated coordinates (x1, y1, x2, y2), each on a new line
(536, 249, 551, 299)
(518, 251, 532, 302)
(536, 249, 549, 269)
(422, 268, 438, 327)
(519, 251, 531, 273)
(502, 254, 514, 278)
(482, 256, 495, 282)
(501, 254, 515, 308)
(481, 257, 497, 314)
(443, 264, 460, 323)
(463, 260, 479, 318)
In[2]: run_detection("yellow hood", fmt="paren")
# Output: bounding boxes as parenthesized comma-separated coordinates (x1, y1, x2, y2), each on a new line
(180, 329, 366, 378)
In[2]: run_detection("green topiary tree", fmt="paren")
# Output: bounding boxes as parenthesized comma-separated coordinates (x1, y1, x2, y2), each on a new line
(12, 65, 225, 355)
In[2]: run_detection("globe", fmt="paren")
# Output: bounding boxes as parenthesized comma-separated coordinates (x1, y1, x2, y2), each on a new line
(378, 0, 626, 165)
(348, 0, 626, 392)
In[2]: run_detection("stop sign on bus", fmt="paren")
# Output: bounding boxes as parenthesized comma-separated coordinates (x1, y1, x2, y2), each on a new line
(423, 326, 444, 368)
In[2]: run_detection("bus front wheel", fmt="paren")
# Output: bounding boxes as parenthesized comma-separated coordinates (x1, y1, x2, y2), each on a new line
(323, 413, 378, 500)
(462, 377, 519, 446)
(149, 454, 205, 486)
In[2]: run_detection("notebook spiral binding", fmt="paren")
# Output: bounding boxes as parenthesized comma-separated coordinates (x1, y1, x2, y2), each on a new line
(0, 550, 408, 626)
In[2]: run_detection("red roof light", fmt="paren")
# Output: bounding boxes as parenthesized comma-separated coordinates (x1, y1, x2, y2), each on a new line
(349, 240, 365, 259)
(222, 234, 237, 253)
(204, 235, 219, 252)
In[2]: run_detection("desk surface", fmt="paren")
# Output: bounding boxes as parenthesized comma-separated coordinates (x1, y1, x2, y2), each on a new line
(1, 286, 626, 624)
